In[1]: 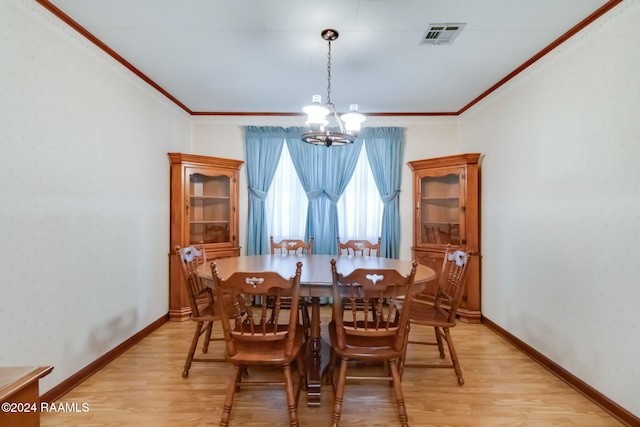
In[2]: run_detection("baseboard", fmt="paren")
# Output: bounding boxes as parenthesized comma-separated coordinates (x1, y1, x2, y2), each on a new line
(41, 313, 169, 403)
(482, 316, 639, 427)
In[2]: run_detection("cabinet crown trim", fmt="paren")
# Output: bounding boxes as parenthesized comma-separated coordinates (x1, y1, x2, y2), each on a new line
(168, 152, 244, 169)
(408, 153, 480, 171)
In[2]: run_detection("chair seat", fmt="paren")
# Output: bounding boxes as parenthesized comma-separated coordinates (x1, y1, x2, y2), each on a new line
(412, 292, 436, 303)
(191, 302, 217, 321)
(191, 297, 236, 322)
(227, 324, 306, 365)
(328, 321, 402, 360)
(407, 298, 455, 328)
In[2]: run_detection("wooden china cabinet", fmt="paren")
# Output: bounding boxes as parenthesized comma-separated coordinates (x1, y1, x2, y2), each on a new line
(168, 153, 244, 321)
(408, 153, 481, 323)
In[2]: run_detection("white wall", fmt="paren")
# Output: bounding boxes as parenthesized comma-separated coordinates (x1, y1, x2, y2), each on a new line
(459, 0, 640, 416)
(0, 0, 190, 393)
(191, 115, 459, 261)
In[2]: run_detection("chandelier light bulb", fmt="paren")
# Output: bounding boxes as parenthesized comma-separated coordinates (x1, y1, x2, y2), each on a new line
(341, 104, 366, 136)
(303, 95, 330, 131)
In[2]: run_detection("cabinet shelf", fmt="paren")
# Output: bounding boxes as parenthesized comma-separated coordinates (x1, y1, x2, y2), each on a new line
(421, 199, 460, 209)
(421, 196, 459, 200)
(422, 221, 460, 225)
(190, 220, 229, 224)
(190, 196, 230, 200)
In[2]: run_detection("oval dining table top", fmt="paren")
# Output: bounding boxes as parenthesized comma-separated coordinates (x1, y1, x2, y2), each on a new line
(195, 254, 436, 297)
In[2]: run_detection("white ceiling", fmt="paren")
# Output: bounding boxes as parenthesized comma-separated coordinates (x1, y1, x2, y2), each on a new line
(45, 0, 612, 114)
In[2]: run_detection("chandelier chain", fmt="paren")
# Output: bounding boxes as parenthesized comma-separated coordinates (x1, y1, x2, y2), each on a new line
(326, 41, 332, 107)
(325, 40, 343, 131)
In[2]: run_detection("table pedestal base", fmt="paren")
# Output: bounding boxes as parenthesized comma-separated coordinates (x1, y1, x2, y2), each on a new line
(304, 297, 330, 406)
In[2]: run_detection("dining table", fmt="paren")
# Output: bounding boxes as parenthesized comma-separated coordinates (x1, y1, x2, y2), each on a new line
(196, 254, 436, 406)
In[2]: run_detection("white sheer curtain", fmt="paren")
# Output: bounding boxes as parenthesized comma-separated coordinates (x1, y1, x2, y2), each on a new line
(337, 146, 383, 241)
(265, 142, 308, 240)
(266, 141, 383, 244)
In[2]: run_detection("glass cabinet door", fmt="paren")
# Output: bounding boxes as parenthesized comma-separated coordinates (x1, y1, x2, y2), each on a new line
(418, 170, 464, 246)
(187, 170, 231, 245)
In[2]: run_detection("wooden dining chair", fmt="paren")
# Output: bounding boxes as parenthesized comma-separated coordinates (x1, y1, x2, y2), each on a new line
(210, 260, 307, 427)
(270, 236, 314, 255)
(337, 237, 381, 257)
(325, 259, 418, 427)
(336, 237, 382, 312)
(401, 246, 473, 385)
(269, 236, 313, 334)
(175, 245, 233, 378)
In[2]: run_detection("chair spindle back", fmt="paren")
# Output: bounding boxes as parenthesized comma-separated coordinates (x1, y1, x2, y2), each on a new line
(270, 236, 314, 255)
(175, 244, 210, 317)
(337, 237, 381, 257)
(330, 259, 417, 352)
(435, 246, 472, 322)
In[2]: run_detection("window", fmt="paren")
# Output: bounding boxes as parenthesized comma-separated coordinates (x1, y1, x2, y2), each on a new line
(337, 148, 383, 241)
(266, 142, 383, 243)
(265, 142, 307, 240)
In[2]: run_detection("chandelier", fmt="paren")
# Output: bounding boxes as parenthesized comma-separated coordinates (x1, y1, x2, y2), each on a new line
(302, 29, 365, 147)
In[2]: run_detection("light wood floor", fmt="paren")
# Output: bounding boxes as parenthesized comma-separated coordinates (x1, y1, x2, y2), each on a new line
(41, 308, 623, 426)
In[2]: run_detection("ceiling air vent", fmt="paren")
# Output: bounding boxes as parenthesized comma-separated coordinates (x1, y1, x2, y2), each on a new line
(421, 23, 466, 45)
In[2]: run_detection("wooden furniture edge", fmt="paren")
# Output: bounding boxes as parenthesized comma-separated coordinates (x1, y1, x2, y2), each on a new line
(0, 366, 53, 402)
(40, 314, 169, 403)
(481, 316, 639, 427)
(167, 152, 244, 169)
(407, 153, 481, 171)
(169, 306, 193, 322)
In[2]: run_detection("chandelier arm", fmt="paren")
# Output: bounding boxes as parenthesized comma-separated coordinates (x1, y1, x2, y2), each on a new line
(332, 110, 345, 133)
